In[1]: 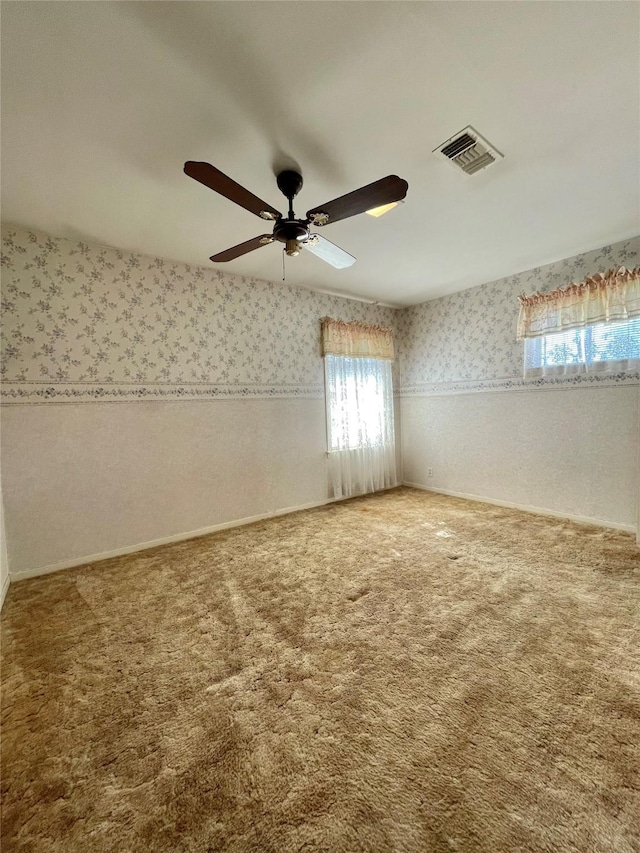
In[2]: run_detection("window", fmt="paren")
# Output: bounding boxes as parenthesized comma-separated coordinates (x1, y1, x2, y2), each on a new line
(321, 317, 397, 498)
(325, 356, 394, 451)
(524, 316, 640, 375)
(517, 266, 640, 377)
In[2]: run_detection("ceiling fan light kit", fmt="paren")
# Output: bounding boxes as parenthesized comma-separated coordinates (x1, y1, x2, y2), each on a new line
(183, 161, 408, 271)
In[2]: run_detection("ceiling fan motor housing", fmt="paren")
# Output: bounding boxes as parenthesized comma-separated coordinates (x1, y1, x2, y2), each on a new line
(273, 219, 309, 244)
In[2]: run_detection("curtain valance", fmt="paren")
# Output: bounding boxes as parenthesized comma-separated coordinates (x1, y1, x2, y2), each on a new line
(516, 267, 640, 340)
(321, 317, 395, 360)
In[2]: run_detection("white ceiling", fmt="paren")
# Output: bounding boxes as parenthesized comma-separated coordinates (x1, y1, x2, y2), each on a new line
(2, 1, 639, 306)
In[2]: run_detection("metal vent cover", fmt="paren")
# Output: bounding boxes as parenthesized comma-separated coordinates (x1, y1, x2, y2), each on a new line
(434, 126, 503, 175)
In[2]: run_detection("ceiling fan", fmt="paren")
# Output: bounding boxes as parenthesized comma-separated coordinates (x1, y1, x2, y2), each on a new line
(184, 162, 408, 270)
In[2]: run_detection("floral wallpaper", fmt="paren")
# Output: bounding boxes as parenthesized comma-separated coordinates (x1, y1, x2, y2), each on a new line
(0, 225, 397, 403)
(398, 236, 640, 394)
(2, 225, 638, 404)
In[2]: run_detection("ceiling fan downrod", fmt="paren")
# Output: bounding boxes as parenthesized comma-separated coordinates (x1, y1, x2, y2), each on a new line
(276, 170, 306, 256)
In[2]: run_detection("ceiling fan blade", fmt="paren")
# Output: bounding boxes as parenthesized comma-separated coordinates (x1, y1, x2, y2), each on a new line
(303, 235, 356, 269)
(185, 162, 282, 221)
(210, 235, 273, 262)
(306, 175, 408, 226)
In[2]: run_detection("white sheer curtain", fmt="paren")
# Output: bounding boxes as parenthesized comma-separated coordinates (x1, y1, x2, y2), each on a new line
(325, 355, 397, 499)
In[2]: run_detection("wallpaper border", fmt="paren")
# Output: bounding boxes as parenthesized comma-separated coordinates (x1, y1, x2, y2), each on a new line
(400, 371, 640, 397)
(0, 382, 325, 405)
(3, 372, 638, 405)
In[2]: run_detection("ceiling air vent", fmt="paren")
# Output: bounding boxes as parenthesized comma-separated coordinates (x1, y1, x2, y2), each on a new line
(434, 126, 503, 175)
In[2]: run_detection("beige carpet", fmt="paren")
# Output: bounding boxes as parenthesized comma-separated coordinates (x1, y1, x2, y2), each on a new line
(1, 487, 639, 852)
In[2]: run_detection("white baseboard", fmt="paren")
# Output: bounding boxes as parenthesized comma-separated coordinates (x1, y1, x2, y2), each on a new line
(402, 481, 637, 534)
(9, 495, 344, 583)
(0, 573, 10, 611)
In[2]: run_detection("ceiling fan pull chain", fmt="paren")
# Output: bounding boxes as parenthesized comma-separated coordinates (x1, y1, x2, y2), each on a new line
(282, 248, 286, 282)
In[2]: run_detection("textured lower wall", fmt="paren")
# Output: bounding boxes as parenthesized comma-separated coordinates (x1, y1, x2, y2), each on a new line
(0, 493, 9, 608)
(1, 398, 335, 575)
(401, 385, 639, 529)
